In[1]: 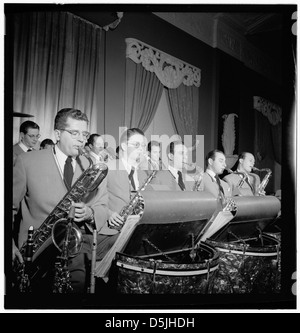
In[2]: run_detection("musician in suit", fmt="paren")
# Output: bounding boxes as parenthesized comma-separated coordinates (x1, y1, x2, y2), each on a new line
(153, 140, 198, 191)
(13, 108, 117, 293)
(13, 120, 40, 165)
(86, 133, 106, 163)
(223, 152, 261, 196)
(202, 149, 232, 199)
(104, 128, 151, 231)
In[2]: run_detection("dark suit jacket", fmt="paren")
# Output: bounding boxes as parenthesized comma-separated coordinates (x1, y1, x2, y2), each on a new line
(13, 147, 109, 247)
(202, 171, 232, 198)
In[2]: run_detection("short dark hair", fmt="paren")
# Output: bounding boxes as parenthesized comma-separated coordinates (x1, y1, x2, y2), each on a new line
(147, 140, 160, 152)
(40, 138, 54, 148)
(119, 128, 145, 145)
(54, 108, 88, 130)
(20, 120, 39, 134)
(205, 149, 224, 168)
(167, 140, 184, 155)
(87, 133, 101, 146)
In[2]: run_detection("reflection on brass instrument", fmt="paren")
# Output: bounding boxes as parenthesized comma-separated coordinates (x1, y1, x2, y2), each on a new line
(143, 153, 160, 170)
(183, 162, 204, 191)
(18, 226, 34, 292)
(111, 167, 158, 231)
(52, 206, 76, 293)
(252, 167, 272, 196)
(13, 147, 108, 292)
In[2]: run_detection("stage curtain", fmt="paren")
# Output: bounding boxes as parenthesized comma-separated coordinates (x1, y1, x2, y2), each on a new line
(13, 11, 103, 144)
(124, 59, 163, 132)
(165, 84, 199, 143)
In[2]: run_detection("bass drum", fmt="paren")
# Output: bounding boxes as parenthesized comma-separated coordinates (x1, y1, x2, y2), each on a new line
(113, 241, 219, 294)
(206, 234, 280, 294)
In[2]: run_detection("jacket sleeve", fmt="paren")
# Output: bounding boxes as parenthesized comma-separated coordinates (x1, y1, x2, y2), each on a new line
(84, 176, 109, 232)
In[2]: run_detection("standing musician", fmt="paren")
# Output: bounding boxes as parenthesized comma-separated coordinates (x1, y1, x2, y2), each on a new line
(202, 149, 232, 199)
(103, 128, 151, 232)
(12, 108, 118, 293)
(153, 140, 198, 191)
(223, 152, 261, 196)
(13, 120, 40, 165)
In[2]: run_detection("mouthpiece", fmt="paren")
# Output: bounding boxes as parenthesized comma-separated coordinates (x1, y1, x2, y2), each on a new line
(225, 168, 234, 174)
(252, 167, 259, 172)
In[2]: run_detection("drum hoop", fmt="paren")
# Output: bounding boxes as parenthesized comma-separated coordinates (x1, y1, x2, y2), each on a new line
(216, 248, 278, 256)
(116, 261, 219, 276)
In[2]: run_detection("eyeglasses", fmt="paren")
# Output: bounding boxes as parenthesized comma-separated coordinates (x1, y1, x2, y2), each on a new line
(26, 134, 41, 139)
(60, 129, 90, 140)
(127, 141, 147, 149)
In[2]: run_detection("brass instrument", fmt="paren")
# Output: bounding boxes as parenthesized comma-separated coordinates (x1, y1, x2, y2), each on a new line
(13, 147, 108, 292)
(252, 167, 272, 196)
(52, 207, 76, 293)
(183, 162, 204, 191)
(111, 162, 158, 231)
(18, 226, 34, 292)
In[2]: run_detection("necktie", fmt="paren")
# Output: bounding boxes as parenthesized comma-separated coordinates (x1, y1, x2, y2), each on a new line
(128, 167, 136, 191)
(245, 175, 254, 194)
(27, 148, 32, 152)
(177, 171, 186, 191)
(215, 175, 224, 195)
(64, 156, 74, 189)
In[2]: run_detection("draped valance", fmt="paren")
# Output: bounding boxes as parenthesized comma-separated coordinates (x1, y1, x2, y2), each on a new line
(253, 96, 282, 126)
(125, 38, 201, 89)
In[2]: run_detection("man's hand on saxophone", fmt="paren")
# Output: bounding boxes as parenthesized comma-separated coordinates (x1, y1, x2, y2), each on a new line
(108, 212, 125, 229)
(71, 201, 94, 222)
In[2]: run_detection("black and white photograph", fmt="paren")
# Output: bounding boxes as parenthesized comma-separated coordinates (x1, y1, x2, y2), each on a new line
(2, 1, 297, 314)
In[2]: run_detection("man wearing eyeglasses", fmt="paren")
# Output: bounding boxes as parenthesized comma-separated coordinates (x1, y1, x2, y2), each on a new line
(13, 120, 40, 165)
(13, 108, 117, 294)
(102, 128, 151, 232)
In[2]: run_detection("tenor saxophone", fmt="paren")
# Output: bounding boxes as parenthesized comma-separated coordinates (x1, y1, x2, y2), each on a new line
(13, 147, 108, 292)
(252, 167, 272, 196)
(111, 161, 158, 231)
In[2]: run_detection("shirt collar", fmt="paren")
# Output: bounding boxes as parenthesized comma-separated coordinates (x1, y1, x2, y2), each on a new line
(90, 151, 100, 161)
(55, 145, 76, 171)
(19, 141, 31, 152)
(121, 157, 135, 174)
(168, 165, 180, 180)
(206, 169, 217, 180)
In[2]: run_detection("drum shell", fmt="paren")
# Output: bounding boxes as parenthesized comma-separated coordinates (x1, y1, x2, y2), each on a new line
(114, 241, 219, 294)
(206, 234, 280, 294)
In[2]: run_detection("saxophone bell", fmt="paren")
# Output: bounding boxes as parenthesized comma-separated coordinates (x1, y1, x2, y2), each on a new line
(52, 206, 83, 257)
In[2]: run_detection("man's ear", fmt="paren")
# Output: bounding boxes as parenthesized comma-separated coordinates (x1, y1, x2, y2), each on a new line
(54, 129, 60, 142)
(208, 157, 213, 166)
(121, 142, 127, 152)
(168, 152, 174, 161)
(20, 133, 25, 141)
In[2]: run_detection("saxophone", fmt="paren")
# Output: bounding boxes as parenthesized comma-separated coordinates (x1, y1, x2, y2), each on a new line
(13, 147, 108, 292)
(252, 167, 272, 196)
(183, 162, 204, 191)
(111, 166, 158, 231)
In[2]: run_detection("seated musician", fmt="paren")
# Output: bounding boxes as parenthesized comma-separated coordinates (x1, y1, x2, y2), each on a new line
(102, 128, 152, 232)
(202, 149, 232, 199)
(86, 133, 106, 163)
(12, 108, 118, 293)
(223, 152, 260, 196)
(153, 140, 199, 191)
